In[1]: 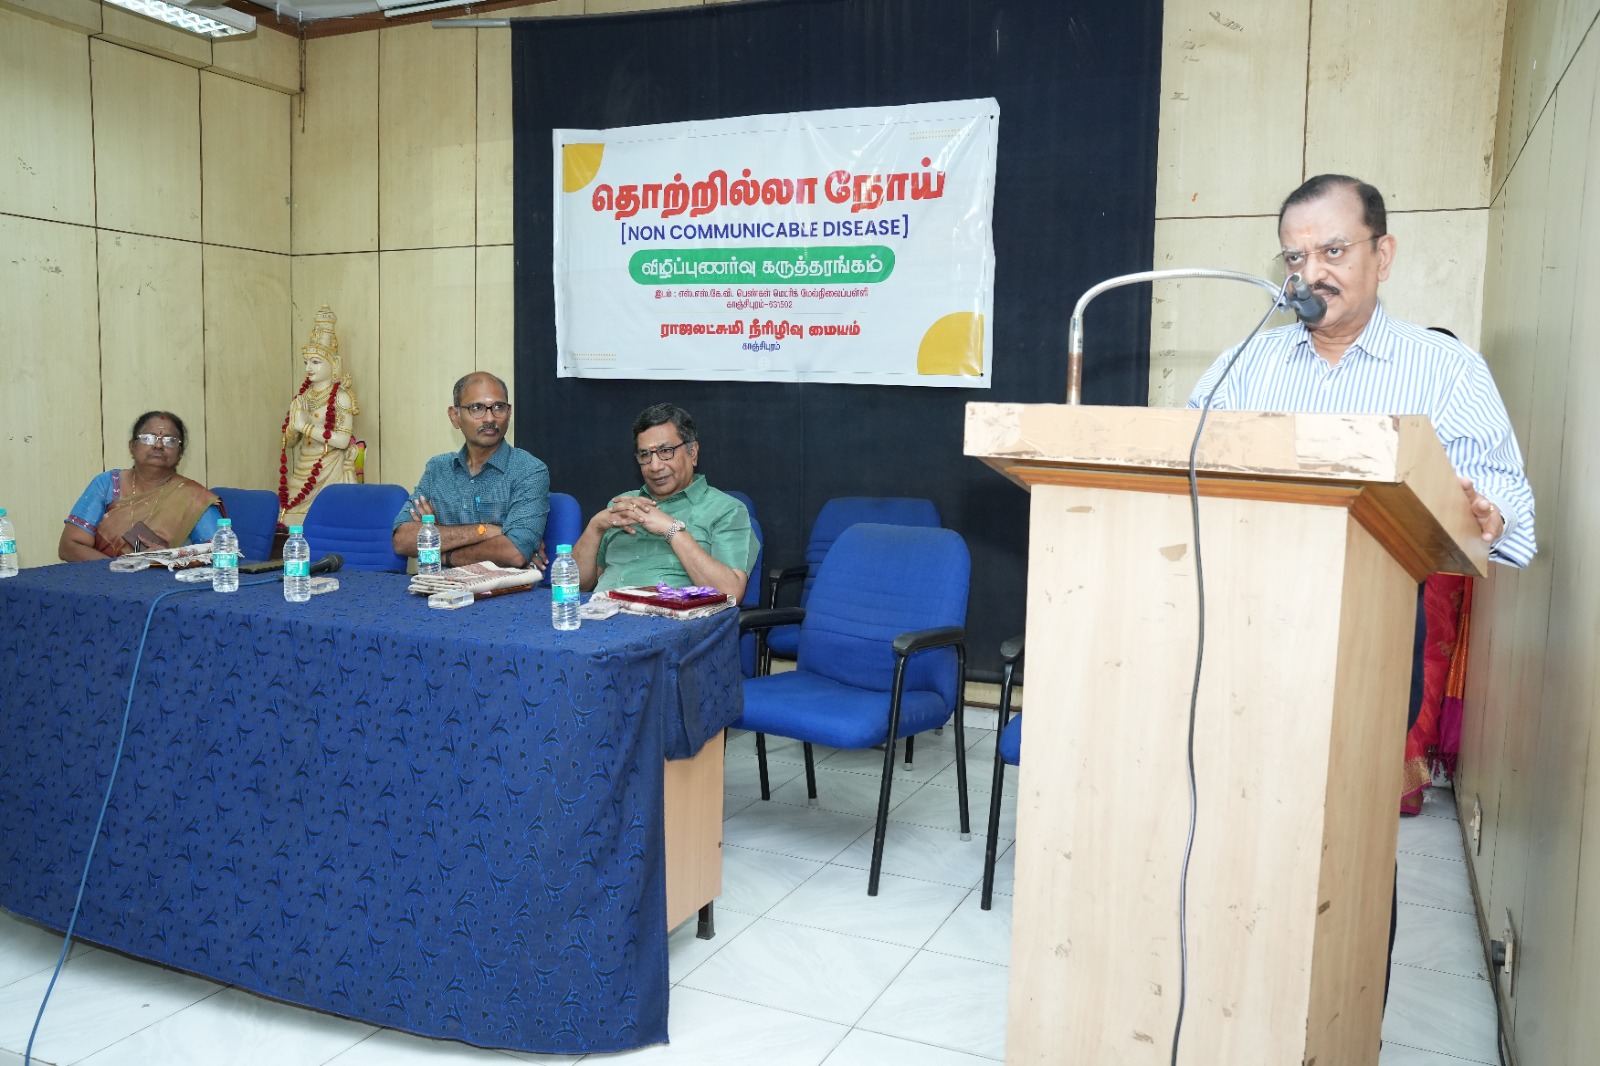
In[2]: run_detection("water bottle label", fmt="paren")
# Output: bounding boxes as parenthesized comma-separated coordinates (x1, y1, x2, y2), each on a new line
(285, 560, 310, 578)
(419, 548, 441, 565)
(552, 585, 578, 603)
(0, 539, 13, 555)
(214, 552, 238, 569)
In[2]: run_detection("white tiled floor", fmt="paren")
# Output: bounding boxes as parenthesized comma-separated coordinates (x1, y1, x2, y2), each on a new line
(0, 719, 1499, 1065)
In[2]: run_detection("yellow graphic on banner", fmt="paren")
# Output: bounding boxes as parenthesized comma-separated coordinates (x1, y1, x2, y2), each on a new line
(917, 312, 984, 376)
(563, 143, 605, 193)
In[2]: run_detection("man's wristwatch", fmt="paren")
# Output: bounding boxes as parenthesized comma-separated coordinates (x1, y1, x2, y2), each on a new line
(663, 519, 687, 540)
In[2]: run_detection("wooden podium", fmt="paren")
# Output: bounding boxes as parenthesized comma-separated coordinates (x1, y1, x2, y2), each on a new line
(964, 404, 1488, 1065)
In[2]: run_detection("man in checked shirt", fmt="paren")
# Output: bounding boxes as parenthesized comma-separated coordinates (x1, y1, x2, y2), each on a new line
(1187, 173, 1536, 1014)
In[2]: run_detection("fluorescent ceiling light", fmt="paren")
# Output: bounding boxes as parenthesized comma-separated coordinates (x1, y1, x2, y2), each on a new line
(383, 0, 472, 17)
(105, 0, 256, 37)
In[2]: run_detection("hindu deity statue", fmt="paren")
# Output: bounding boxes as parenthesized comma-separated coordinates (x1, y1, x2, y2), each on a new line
(279, 305, 360, 527)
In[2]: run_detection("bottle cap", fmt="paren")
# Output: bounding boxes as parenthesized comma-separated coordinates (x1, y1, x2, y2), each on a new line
(557, 544, 573, 554)
(290, 525, 304, 534)
(218, 518, 232, 527)
(422, 514, 436, 524)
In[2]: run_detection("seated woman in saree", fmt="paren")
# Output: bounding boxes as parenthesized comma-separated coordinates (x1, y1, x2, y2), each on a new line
(58, 411, 223, 561)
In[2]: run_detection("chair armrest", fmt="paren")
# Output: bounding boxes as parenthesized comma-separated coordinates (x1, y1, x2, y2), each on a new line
(739, 606, 807, 633)
(1000, 635, 1025, 664)
(892, 625, 966, 657)
(766, 563, 809, 607)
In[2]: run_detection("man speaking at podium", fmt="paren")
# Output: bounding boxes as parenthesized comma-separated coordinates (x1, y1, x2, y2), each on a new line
(1185, 173, 1537, 1007)
(1186, 174, 1535, 568)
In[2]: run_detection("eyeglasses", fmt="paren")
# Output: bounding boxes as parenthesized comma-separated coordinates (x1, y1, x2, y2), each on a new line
(456, 402, 512, 419)
(1278, 237, 1378, 271)
(635, 440, 691, 465)
(133, 434, 182, 447)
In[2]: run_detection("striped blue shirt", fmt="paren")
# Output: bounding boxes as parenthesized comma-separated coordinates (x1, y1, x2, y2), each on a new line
(1187, 302, 1535, 567)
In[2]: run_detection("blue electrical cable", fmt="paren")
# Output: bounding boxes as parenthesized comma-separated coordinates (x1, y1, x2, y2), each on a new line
(24, 576, 278, 1066)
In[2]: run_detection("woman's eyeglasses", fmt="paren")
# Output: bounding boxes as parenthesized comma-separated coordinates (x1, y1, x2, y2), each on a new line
(133, 434, 182, 447)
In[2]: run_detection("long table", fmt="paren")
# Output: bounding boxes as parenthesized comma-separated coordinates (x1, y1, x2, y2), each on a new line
(0, 564, 741, 1055)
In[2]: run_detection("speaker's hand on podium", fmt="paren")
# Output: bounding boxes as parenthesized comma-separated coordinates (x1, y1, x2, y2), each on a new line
(1459, 476, 1505, 543)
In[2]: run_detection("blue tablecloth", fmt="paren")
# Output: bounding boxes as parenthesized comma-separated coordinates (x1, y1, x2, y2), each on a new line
(0, 564, 741, 1054)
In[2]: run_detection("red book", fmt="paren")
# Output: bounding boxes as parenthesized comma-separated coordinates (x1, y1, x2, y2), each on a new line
(607, 586, 729, 611)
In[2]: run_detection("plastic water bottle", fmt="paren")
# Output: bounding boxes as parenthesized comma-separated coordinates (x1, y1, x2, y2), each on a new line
(550, 544, 580, 631)
(283, 525, 311, 602)
(417, 514, 442, 574)
(211, 518, 239, 593)
(0, 508, 16, 578)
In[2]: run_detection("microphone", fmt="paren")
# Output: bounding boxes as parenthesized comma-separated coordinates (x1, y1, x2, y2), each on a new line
(1285, 274, 1326, 324)
(308, 553, 343, 576)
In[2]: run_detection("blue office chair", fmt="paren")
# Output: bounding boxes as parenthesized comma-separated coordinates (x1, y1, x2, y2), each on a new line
(725, 490, 757, 522)
(737, 513, 767, 677)
(213, 486, 280, 562)
(301, 483, 410, 572)
(739, 523, 971, 895)
(980, 635, 1024, 910)
(539, 492, 584, 584)
(765, 497, 941, 660)
(719, 493, 766, 676)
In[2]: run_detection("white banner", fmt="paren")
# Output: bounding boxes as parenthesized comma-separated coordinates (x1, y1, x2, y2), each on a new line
(553, 99, 999, 387)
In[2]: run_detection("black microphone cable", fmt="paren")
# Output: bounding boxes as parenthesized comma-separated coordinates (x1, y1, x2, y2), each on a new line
(1169, 278, 1297, 1066)
(25, 576, 280, 1066)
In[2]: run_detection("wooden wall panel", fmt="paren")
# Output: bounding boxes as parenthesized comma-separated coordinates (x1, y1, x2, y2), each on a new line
(0, 7, 94, 226)
(1378, 210, 1490, 350)
(1492, 0, 1599, 197)
(1306, 0, 1506, 211)
(91, 39, 201, 242)
(293, 33, 378, 255)
(1460, 98, 1552, 947)
(1155, 0, 1310, 218)
(96, 230, 207, 483)
(202, 71, 291, 254)
(1144, 215, 1293, 408)
(291, 253, 381, 482)
(206, 23, 300, 94)
(0, 0, 100, 33)
(475, 244, 517, 401)
(378, 23, 476, 250)
(1505, 30, 1599, 1062)
(379, 248, 478, 492)
(203, 247, 292, 491)
(477, 23, 514, 247)
(0, 215, 101, 569)
(96, 3, 209, 67)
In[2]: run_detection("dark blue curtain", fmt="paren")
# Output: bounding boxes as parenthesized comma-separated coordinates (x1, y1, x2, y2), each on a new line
(512, 0, 1163, 676)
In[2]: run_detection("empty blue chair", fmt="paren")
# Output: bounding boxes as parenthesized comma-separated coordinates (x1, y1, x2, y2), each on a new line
(301, 483, 410, 572)
(739, 524, 971, 895)
(766, 497, 941, 659)
(540, 492, 584, 584)
(980, 635, 1024, 910)
(213, 486, 280, 562)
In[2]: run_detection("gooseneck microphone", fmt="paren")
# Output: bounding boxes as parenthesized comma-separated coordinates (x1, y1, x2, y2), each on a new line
(1284, 273, 1327, 324)
(1065, 268, 1300, 404)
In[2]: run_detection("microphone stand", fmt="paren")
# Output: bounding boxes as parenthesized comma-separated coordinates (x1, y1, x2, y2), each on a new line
(1065, 268, 1290, 404)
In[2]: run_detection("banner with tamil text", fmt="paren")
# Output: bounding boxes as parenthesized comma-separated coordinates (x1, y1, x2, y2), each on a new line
(553, 99, 999, 387)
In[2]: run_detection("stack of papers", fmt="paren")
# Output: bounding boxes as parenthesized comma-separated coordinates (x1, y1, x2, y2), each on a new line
(408, 561, 541, 597)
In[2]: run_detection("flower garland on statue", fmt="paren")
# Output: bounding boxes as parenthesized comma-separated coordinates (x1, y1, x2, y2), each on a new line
(278, 376, 342, 512)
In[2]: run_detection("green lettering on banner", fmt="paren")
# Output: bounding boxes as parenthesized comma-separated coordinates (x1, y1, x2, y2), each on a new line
(628, 246, 895, 285)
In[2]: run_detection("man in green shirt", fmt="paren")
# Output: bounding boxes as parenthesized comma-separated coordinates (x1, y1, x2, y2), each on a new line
(574, 403, 759, 600)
